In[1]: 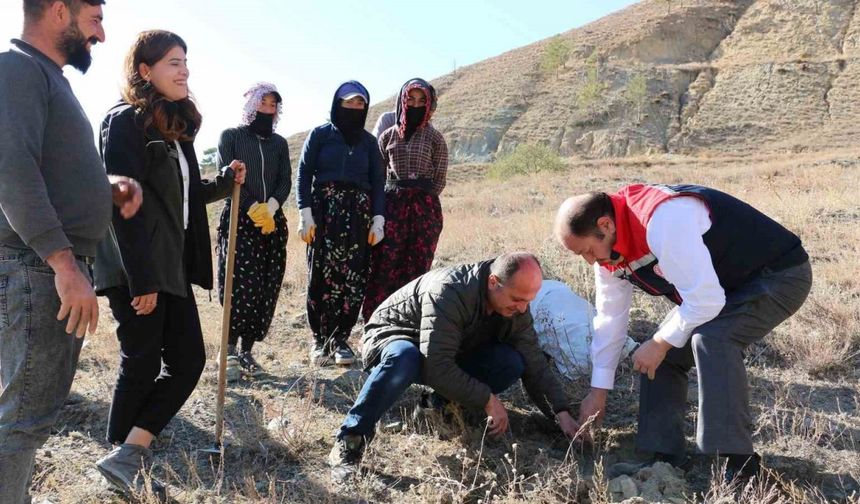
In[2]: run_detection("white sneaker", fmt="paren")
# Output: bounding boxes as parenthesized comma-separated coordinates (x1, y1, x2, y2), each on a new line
(225, 355, 241, 383)
(310, 343, 332, 366)
(334, 344, 355, 366)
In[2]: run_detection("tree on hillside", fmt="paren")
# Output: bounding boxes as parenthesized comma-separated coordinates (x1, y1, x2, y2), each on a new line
(576, 51, 608, 122)
(540, 36, 571, 79)
(200, 147, 217, 174)
(625, 72, 649, 124)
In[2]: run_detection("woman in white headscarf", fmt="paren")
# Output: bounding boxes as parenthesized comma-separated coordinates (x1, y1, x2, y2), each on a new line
(215, 82, 291, 380)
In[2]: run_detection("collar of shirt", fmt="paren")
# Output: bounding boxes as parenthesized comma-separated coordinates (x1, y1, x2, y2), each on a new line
(10, 39, 63, 73)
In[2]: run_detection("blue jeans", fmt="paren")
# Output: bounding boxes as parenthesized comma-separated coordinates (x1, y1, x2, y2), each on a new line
(0, 246, 89, 504)
(337, 339, 526, 440)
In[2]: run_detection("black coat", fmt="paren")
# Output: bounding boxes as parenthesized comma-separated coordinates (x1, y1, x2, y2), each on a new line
(362, 260, 570, 418)
(94, 102, 234, 297)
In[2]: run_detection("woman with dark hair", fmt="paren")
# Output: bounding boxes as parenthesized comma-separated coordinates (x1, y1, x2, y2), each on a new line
(92, 30, 246, 498)
(361, 78, 448, 321)
(215, 82, 291, 381)
(296, 81, 385, 366)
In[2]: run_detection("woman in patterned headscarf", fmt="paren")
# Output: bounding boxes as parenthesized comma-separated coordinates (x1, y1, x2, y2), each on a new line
(362, 78, 448, 321)
(215, 81, 291, 380)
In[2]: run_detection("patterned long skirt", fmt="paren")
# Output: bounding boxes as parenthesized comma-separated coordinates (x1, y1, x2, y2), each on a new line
(216, 199, 288, 350)
(306, 182, 372, 349)
(362, 187, 443, 321)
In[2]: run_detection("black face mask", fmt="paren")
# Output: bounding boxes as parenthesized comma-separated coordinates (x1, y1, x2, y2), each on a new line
(249, 112, 274, 137)
(404, 106, 426, 141)
(334, 106, 366, 146)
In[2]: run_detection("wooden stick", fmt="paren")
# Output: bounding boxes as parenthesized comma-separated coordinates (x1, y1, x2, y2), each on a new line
(214, 182, 241, 450)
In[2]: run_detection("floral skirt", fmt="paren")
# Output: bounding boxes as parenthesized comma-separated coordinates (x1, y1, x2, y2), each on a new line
(362, 187, 443, 321)
(217, 199, 288, 345)
(306, 182, 372, 347)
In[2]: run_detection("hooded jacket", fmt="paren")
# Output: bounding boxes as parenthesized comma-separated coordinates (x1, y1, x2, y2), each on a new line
(295, 81, 385, 215)
(362, 260, 570, 418)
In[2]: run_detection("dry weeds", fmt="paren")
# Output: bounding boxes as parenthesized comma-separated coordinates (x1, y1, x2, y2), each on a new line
(29, 148, 860, 503)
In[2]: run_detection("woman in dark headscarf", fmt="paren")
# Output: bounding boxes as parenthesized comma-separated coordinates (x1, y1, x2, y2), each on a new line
(215, 82, 291, 380)
(295, 81, 385, 366)
(362, 78, 448, 321)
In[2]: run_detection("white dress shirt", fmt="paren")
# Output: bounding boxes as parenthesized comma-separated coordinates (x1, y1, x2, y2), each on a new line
(590, 196, 727, 389)
(174, 140, 190, 230)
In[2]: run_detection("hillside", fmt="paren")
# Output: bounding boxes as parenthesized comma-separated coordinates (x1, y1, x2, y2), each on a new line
(288, 0, 860, 163)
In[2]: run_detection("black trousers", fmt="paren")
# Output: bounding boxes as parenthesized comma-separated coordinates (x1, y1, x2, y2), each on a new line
(104, 284, 206, 444)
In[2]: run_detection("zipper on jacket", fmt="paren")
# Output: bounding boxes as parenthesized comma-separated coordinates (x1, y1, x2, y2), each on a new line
(341, 144, 354, 180)
(258, 138, 267, 200)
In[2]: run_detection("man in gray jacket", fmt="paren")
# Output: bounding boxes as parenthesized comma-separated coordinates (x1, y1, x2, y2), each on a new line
(328, 252, 581, 479)
(0, 2, 142, 502)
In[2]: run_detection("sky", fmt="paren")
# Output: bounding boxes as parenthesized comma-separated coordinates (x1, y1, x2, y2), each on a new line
(0, 0, 637, 155)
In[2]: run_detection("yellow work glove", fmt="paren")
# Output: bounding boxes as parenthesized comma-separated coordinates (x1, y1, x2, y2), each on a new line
(247, 202, 267, 225)
(261, 217, 276, 234)
(247, 202, 275, 235)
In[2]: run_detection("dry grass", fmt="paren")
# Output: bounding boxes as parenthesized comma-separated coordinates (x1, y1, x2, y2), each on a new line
(30, 148, 860, 503)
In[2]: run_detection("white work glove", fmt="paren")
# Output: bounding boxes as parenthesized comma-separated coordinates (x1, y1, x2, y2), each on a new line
(267, 197, 280, 217)
(298, 207, 316, 244)
(368, 215, 385, 246)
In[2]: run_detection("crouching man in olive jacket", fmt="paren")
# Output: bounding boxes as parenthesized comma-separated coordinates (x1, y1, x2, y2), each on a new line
(328, 252, 581, 479)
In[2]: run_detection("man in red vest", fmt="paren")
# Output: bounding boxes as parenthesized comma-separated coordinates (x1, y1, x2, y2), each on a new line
(553, 184, 812, 484)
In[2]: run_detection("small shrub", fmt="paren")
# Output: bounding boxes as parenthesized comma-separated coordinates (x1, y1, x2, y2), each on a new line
(540, 36, 572, 79)
(488, 144, 566, 179)
(624, 72, 649, 123)
(576, 51, 608, 123)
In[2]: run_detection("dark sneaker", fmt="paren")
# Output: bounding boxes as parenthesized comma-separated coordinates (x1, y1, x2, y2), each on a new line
(95, 443, 167, 502)
(310, 342, 332, 366)
(238, 350, 264, 376)
(724, 452, 761, 486)
(334, 343, 355, 366)
(412, 392, 463, 437)
(328, 434, 365, 482)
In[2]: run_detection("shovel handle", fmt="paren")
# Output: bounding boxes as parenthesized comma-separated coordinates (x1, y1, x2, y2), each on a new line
(215, 182, 242, 446)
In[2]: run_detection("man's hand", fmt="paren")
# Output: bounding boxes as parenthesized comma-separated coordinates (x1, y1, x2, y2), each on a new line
(484, 394, 509, 437)
(47, 249, 98, 338)
(632, 337, 673, 380)
(227, 160, 247, 185)
(108, 175, 143, 219)
(556, 410, 582, 440)
(578, 388, 609, 443)
(131, 293, 158, 316)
